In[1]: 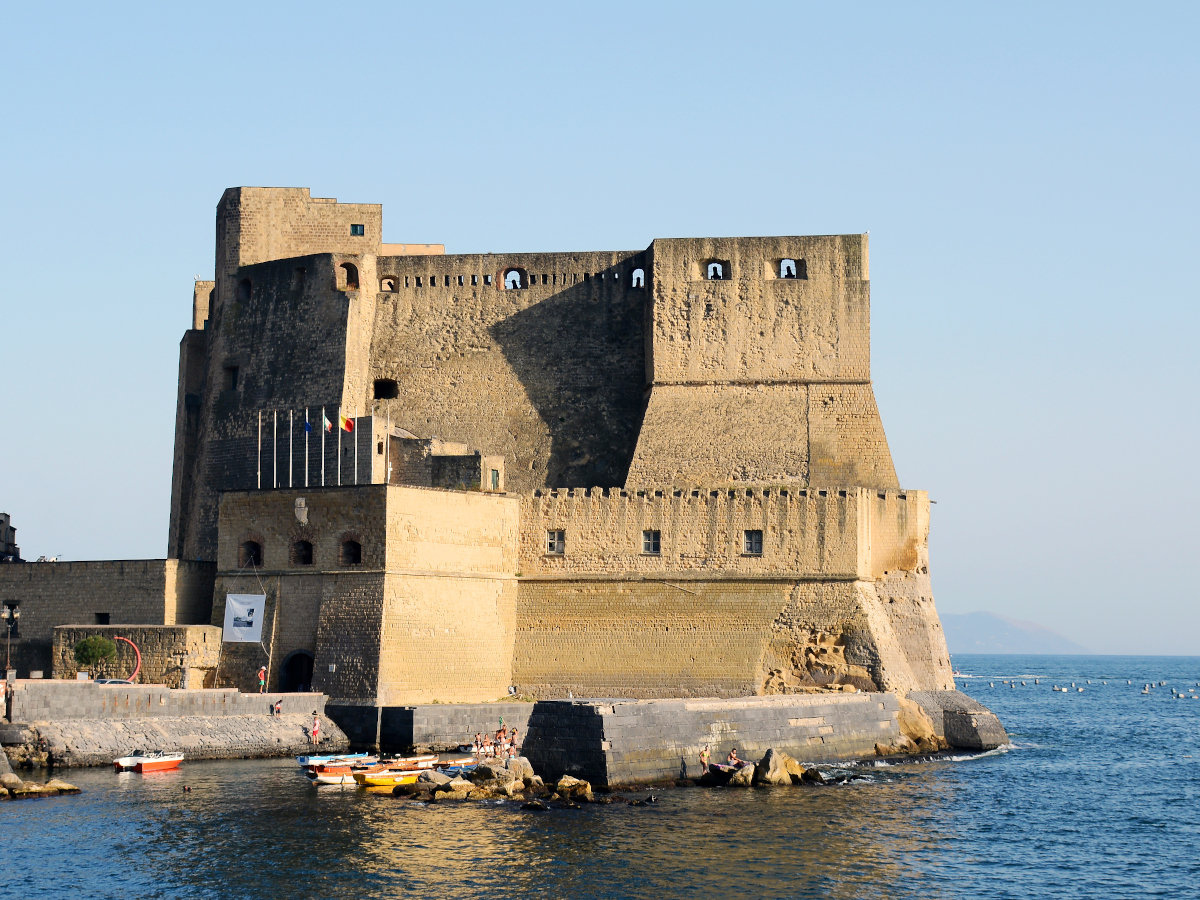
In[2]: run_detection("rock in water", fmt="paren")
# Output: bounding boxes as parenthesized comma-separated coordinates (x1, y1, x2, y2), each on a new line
(727, 764, 755, 787)
(436, 778, 474, 794)
(418, 769, 452, 786)
(46, 779, 80, 793)
(783, 757, 808, 784)
(555, 775, 594, 801)
(471, 761, 511, 784)
(505, 756, 535, 782)
(753, 748, 796, 785)
(521, 800, 548, 811)
(0, 773, 23, 791)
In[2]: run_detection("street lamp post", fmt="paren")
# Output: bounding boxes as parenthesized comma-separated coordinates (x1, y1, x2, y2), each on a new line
(2, 606, 19, 673)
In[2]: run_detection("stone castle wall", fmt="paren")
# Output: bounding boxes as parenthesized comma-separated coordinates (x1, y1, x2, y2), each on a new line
(0, 560, 215, 678)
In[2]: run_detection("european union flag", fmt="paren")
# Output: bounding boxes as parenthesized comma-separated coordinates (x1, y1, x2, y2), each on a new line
(304, 421, 312, 433)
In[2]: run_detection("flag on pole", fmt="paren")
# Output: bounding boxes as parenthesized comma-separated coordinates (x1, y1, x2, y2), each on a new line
(323, 411, 334, 433)
(340, 414, 354, 433)
(305, 420, 313, 433)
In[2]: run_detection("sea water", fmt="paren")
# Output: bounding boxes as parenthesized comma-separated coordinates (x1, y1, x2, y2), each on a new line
(4, 654, 1199, 900)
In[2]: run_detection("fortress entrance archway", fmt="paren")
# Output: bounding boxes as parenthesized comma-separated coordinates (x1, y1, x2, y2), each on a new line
(280, 650, 314, 693)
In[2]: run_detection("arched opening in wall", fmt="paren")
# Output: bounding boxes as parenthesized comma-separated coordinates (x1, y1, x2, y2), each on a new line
(631, 268, 645, 288)
(374, 378, 399, 399)
(239, 541, 263, 568)
(503, 267, 528, 290)
(340, 540, 362, 566)
(706, 261, 726, 280)
(237, 278, 252, 301)
(380, 277, 397, 292)
(339, 263, 360, 291)
(280, 650, 314, 693)
(291, 540, 313, 566)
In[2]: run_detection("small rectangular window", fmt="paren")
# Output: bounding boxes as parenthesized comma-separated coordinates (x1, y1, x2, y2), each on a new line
(416, 276, 423, 287)
(642, 530, 661, 555)
(744, 530, 763, 555)
(350, 224, 365, 236)
(458, 275, 464, 286)
(223, 366, 239, 391)
(547, 530, 565, 555)
(484, 274, 492, 285)
(95, 612, 110, 625)
(472, 274, 479, 285)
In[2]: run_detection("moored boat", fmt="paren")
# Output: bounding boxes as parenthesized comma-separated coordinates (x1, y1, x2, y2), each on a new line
(296, 752, 372, 767)
(309, 754, 440, 785)
(352, 769, 422, 787)
(114, 751, 184, 773)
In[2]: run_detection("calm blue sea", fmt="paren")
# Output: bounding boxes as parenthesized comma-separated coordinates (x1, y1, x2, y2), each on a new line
(4, 654, 1199, 900)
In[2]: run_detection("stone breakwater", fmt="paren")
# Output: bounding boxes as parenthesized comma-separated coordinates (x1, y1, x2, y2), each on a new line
(374, 689, 1006, 787)
(2, 681, 348, 768)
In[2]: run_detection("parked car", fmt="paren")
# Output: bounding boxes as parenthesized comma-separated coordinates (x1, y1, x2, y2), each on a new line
(93, 678, 133, 685)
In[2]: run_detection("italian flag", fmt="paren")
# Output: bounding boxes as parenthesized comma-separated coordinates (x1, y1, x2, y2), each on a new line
(323, 412, 334, 433)
(340, 414, 354, 433)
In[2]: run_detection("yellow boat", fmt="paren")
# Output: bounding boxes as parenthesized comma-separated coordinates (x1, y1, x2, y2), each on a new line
(352, 769, 422, 787)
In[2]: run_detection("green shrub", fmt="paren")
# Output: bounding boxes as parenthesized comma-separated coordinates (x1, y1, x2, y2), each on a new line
(74, 635, 117, 677)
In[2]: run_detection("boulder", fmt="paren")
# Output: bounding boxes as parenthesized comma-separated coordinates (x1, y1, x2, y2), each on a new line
(471, 761, 511, 784)
(0, 773, 23, 791)
(46, 779, 80, 794)
(783, 757, 808, 783)
(521, 800, 548, 811)
(526, 775, 545, 793)
(436, 789, 471, 801)
(436, 777, 474, 793)
(727, 764, 755, 787)
(897, 697, 944, 751)
(418, 769, 452, 785)
(505, 756, 535, 782)
(698, 764, 733, 787)
(393, 782, 426, 796)
(801, 767, 825, 785)
(555, 775, 594, 801)
(0, 787, 8, 799)
(753, 749, 795, 786)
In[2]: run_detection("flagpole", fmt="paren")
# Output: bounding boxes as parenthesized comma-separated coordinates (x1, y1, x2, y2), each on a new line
(304, 408, 309, 488)
(257, 410, 262, 490)
(354, 406, 359, 486)
(273, 409, 278, 489)
(337, 404, 342, 486)
(289, 409, 293, 488)
(321, 406, 326, 487)
(385, 404, 390, 485)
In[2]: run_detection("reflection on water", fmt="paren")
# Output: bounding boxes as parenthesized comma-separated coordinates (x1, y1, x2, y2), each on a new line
(6, 655, 1200, 900)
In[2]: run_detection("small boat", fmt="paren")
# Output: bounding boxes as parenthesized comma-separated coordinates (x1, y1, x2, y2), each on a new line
(310, 754, 440, 785)
(114, 751, 184, 773)
(297, 752, 372, 767)
(352, 769, 423, 787)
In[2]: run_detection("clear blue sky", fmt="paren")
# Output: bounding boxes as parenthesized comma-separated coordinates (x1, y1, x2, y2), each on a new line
(1, 2, 1196, 654)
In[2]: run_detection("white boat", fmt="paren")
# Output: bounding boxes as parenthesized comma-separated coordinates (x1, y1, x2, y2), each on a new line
(296, 752, 371, 767)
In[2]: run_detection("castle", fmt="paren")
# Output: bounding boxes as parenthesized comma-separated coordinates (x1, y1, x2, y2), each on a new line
(2, 187, 956, 742)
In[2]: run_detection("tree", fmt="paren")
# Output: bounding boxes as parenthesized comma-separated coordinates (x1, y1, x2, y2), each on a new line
(74, 635, 117, 678)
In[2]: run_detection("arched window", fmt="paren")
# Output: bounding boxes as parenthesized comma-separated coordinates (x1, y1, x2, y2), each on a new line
(340, 540, 362, 566)
(240, 541, 263, 568)
(237, 278, 252, 301)
(380, 277, 397, 292)
(339, 262, 359, 291)
(631, 268, 645, 288)
(374, 378, 399, 400)
(503, 267, 527, 290)
(706, 262, 725, 280)
(291, 540, 313, 566)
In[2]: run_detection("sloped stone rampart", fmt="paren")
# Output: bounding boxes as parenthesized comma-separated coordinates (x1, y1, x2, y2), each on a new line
(22, 714, 348, 767)
(522, 693, 904, 787)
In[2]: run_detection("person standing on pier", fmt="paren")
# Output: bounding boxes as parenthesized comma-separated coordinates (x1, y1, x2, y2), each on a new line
(310, 711, 321, 746)
(257, 666, 267, 693)
(699, 744, 711, 774)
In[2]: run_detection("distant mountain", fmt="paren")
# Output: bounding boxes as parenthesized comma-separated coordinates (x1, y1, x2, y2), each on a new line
(940, 611, 1090, 655)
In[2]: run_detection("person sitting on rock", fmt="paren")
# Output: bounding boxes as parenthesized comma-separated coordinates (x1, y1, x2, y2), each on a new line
(727, 748, 743, 767)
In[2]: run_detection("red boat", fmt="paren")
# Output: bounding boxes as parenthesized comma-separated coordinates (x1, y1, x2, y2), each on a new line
(114, 751, 184, 773)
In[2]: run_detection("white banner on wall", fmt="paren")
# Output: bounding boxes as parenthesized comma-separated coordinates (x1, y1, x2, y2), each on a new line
(223, 594, 266, 643)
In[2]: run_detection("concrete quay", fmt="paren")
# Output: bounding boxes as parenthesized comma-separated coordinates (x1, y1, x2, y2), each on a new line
(2, 680, 348, 768)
